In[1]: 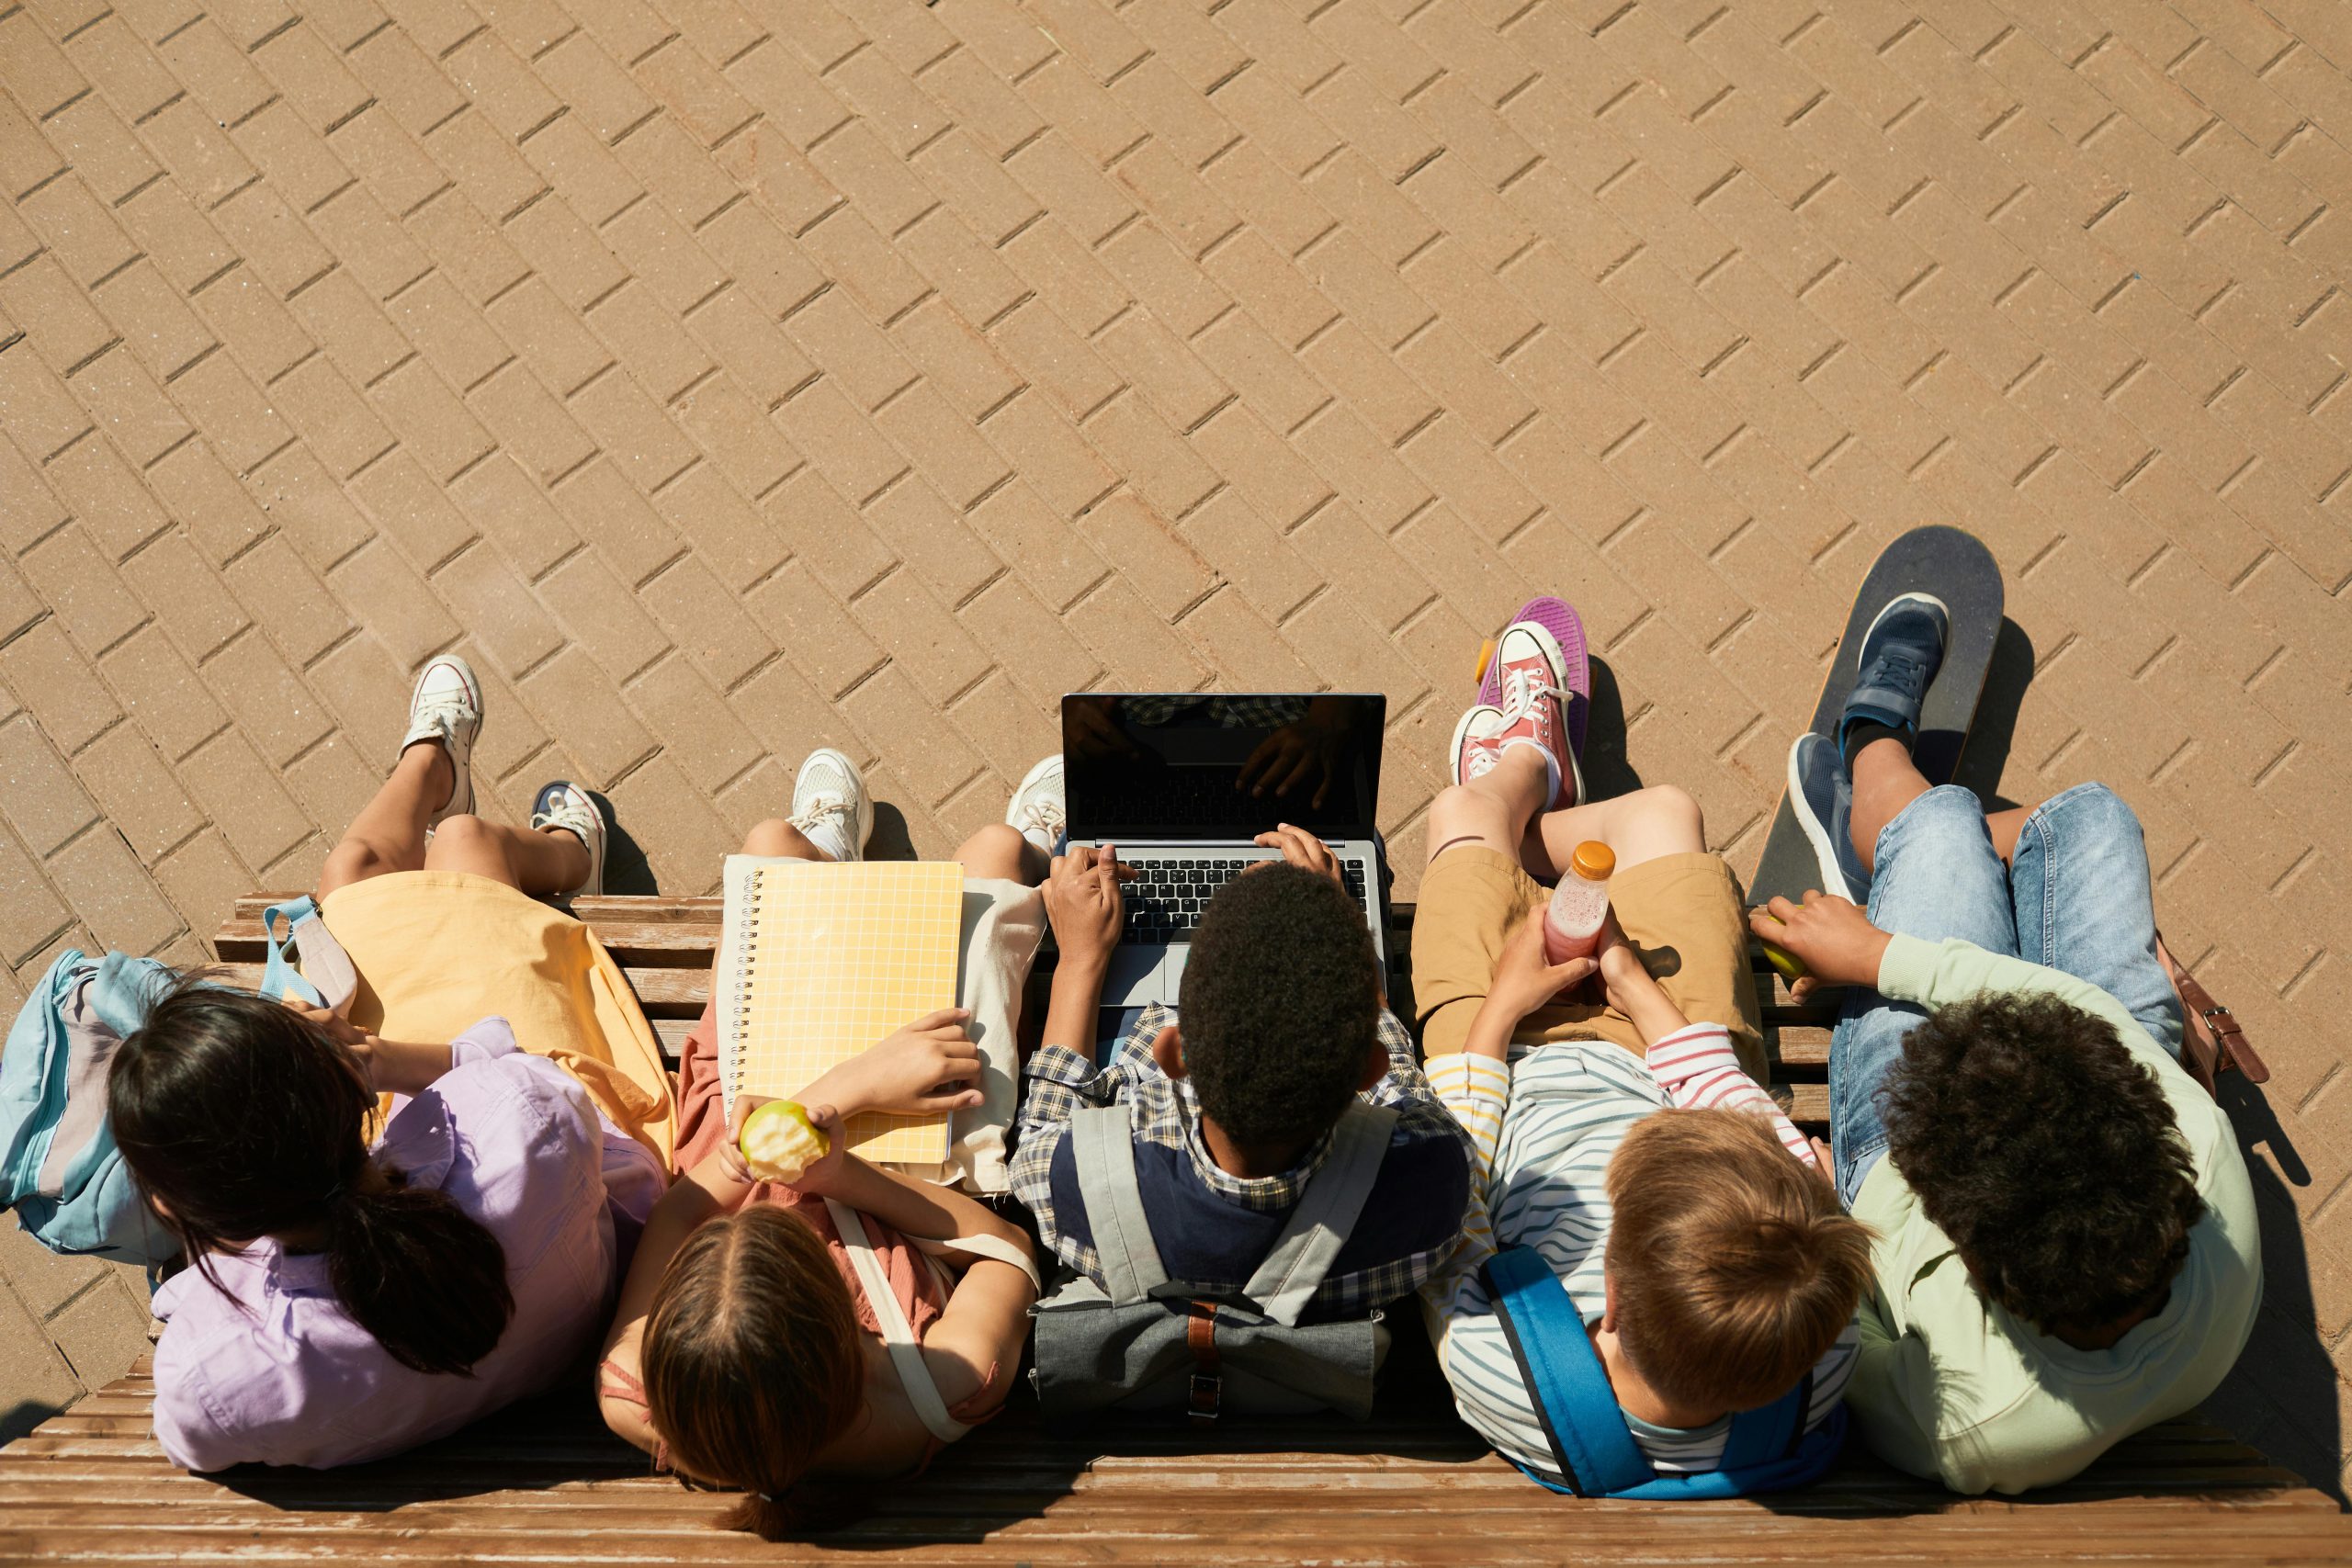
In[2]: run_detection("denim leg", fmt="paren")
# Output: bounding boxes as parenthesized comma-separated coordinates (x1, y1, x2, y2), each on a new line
(2008, 783, 2184, 1060)
(1832, 785, 2019, 1205)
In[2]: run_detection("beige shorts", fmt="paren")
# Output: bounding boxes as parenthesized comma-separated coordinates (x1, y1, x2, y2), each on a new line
(1411, 846, 1765, 1080)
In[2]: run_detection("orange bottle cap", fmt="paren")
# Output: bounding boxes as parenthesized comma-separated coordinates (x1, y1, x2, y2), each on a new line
(1570, 840, 1615, 881)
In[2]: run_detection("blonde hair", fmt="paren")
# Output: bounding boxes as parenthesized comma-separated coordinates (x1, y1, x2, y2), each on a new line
(1604, 1109, 1873, 1413)
(641, 1205, 865, 1539)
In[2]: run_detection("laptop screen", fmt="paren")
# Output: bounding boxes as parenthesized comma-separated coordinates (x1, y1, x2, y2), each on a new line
(1063, 694, 1385, 841)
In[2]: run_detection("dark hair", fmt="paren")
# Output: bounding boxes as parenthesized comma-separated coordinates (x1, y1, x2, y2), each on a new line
(1606, 1110, 1874, 1412)
(108, 981, 514, 1376)
(1882, 992, 2200, 1334)
(641, 1205, 866, 1540)
(1179, 864, 1382, 1148)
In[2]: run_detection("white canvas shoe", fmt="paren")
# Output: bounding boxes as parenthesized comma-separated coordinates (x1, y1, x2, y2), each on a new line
(788, 748, 870, 863)
(529, 781, 606, 897)
(401, 654, 482, 828)
(1004, 754, 1066, 855)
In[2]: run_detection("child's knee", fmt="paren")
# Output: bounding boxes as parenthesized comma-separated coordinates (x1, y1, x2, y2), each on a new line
(955, 822, 1032, 877)
(1626, 784, 1704, 848)
(424, 814, 494, 854)
(741, 818, 818, 859)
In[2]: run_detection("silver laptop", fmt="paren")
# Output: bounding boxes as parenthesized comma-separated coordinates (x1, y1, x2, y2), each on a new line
(1061, 693, 1389, 1009)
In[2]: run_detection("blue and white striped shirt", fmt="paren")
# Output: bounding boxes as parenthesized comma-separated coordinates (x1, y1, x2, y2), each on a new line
(1418, 1031, 1858, 1482)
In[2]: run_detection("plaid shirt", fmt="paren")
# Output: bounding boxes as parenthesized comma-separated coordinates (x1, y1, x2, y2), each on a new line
(1011, 1003, 1473, 1317)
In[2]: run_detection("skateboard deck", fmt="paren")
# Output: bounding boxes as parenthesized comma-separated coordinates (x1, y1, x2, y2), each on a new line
(1747, 525, 2005, 908)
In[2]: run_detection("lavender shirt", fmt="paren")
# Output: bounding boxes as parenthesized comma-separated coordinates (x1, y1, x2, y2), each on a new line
(149, 1020, 667, 1471)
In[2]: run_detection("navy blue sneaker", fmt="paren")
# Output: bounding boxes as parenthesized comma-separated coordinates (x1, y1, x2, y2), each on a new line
(1839, 592, 1949, 759)
(1787, 733, 1870, 903)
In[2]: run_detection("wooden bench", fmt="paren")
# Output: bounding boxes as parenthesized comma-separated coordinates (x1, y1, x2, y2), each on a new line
(0, 894, 2335, 1566)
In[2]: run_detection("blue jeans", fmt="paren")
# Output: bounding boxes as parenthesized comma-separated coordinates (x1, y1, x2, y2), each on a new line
(1831, 783, 2184, 1205)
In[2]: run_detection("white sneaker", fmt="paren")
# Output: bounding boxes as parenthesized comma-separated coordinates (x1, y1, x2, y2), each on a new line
(530, 781, 605, 897)
(788, 748, 870, 863)
(401, 654, 481, 828)
(1004, 754, 1066, 855)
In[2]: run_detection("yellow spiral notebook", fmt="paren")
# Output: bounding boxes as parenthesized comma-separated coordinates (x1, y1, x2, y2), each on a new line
(714, 856, 965, 1165)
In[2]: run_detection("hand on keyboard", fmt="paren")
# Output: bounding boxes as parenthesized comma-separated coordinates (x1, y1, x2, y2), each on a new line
(1249, 823, 1344, 891)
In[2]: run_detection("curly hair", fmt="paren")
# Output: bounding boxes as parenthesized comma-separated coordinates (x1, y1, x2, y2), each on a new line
(1178, 863, 1382, 1148)
(1881, 992, 2200, 1334)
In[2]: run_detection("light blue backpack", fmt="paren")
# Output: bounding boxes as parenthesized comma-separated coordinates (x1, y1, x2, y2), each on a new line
(0, 897, 354, 1268)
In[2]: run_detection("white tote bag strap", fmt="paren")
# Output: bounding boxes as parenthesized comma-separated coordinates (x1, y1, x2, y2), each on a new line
(919, 1231, 1043, 1294)
(823, 1199, 970, 1446)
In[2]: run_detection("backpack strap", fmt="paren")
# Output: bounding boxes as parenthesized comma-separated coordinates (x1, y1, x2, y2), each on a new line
(1070, 1104, 1170, 1305)
(258, 897, 358, 1013)
(1480, 1246, 1654, 1498)
(1238, 1100, 1398, 1326)
(1721, 1371, 1810, 1468)
(824, 1199, 969, 1446)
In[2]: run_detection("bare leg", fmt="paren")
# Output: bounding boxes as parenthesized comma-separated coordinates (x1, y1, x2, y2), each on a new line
(1425, 746, 1549, 866)
(317, 743, 455, 899)
(741, 819, 831, 862)
(1522, 784, 1706, 881)
(1984, 805, 2030, 864)
(953, 823, 1047, 886)
(1848, 737, 1933, 876)
(422, 814, 589, 894)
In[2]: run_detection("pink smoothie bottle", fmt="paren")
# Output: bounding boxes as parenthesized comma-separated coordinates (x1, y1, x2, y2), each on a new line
(1543, 840, 1616, 963)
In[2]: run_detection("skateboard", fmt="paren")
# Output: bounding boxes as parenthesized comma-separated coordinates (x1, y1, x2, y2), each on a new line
(1746, 525, 2005, 909)
(1471, 595, 1590, 761)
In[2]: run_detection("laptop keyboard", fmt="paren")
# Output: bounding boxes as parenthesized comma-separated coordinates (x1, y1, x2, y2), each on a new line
(1121, 856, 1370, 944)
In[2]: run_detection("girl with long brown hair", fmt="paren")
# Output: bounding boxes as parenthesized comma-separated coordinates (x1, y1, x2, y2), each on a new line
(596, 750, 1058, 1538)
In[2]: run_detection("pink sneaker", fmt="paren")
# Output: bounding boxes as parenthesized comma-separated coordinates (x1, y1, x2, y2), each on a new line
(1491, 623, 1580, 809)
(1448, 704, 1508, 785)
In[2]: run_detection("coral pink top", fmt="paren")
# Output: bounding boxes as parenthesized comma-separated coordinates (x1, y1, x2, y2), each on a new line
(600, 1004, 1001, 1468)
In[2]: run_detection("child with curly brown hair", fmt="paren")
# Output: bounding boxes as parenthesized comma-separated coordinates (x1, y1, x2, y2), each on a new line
(1765, 592, 2258, 1495)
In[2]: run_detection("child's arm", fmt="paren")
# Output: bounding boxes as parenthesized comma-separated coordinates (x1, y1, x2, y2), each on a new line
(1591, 919, 1691, 1046)
(792, 1106, 1030, 1255)
(1457, 908, 1603, 1061)
(912, 1247, 1036, 1421)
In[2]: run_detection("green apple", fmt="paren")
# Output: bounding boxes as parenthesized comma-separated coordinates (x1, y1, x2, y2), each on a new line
(739, 1100, 830, 1182)
(1754, 911, 1809, 982)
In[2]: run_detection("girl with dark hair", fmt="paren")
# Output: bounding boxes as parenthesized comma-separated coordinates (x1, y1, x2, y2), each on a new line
(117, 657, 671, 1470)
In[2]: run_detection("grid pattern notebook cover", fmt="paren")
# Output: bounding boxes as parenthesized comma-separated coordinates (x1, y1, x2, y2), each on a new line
(716, 857, 965, 1165)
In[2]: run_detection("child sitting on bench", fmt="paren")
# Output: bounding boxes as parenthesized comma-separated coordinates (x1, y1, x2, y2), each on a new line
(1010, 827, 1473, 1341)
(1414, 629, 1871, 1490)
(1767, 591, 2259, 1494)
(111, 656, 671, 1471)
(596, 750, 1052, 1537)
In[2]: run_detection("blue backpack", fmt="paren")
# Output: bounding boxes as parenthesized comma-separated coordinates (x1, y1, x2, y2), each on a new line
(1481, 1245, 1848, 1498)
(1, 897, 349, 1268)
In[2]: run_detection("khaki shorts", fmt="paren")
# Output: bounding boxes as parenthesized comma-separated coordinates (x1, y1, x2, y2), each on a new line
(1411, 846, 1765, 1080)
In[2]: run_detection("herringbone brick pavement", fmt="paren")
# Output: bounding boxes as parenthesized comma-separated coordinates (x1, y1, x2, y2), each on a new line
(2, 0, 2348, 1491)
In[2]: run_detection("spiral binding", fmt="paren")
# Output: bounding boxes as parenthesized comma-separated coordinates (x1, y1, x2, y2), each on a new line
(726, 866, 764, 1104)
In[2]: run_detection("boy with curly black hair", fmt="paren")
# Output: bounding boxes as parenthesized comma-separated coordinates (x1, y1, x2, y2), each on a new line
(1761, 592, 2258, 1495)
(1011, 828, 1471, 1323)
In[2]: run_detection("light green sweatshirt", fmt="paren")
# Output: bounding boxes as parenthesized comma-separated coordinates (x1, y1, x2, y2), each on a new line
(1847, 935, 2261, 1495)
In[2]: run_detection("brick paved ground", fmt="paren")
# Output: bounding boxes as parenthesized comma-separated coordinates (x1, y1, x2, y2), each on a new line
(1, 0, 2348, 1492)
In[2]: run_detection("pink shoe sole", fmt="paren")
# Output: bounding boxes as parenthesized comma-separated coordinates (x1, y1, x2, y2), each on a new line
(1478, 596, 1589, 761)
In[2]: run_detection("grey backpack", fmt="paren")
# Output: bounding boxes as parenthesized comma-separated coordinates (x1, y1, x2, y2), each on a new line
(1029, 1099, 1397, 1423)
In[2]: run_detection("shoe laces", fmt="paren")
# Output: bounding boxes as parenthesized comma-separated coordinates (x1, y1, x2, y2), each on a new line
(1499, 663, 1563, 729)
(790, 792, 850, 834)
(1017, 795, 1067, 840)
(1871, 648, 1929, 696)
(532, 793, 594, 839)
(1463, 741, 1501, 782)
